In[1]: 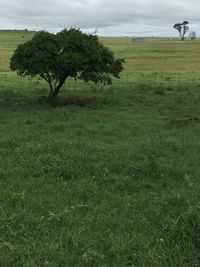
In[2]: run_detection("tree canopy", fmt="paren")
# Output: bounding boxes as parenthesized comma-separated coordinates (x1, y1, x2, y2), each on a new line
(10, 29, 124, 99)
(173, 21, 189, 41)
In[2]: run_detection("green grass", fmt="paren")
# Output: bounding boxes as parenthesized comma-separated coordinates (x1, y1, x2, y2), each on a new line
(0, 31, 200, 266)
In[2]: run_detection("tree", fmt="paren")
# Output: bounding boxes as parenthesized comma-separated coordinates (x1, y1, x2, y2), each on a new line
(173, 21, 189, 41)
(10, 29, 124, 99)
(189, 31, 196, 40)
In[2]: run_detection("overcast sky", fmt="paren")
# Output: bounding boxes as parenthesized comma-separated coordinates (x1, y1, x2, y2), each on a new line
(0, 0, 199, 36)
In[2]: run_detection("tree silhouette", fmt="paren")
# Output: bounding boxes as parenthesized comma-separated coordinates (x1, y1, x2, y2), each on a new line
(173, 21, 189, 41)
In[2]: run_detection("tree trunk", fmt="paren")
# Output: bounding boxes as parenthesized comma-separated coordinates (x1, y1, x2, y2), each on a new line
(48, 80, 65, 100)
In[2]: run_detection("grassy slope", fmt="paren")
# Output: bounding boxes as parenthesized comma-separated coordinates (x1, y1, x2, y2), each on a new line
(0, 31, 200, 266)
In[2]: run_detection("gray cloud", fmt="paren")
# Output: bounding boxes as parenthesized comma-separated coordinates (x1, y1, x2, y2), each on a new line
(0, 0, 199, 36)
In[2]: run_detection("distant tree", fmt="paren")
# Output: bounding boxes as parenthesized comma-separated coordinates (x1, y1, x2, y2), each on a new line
(10, 29, 124, 99)
(173, 21, 189, 41)
(189, 31, 196, 40)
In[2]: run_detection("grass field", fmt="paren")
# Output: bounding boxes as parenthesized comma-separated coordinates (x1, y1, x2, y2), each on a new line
(0, 30, 200, 266)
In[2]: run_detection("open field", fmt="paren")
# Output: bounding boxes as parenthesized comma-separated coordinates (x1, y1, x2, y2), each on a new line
(0, 30, 200, 266)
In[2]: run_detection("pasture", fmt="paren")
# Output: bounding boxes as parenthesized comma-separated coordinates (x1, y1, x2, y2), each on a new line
(0, 30, 200, 266)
